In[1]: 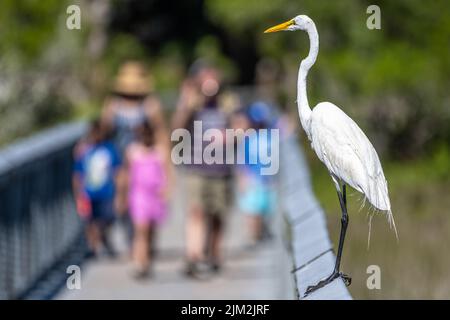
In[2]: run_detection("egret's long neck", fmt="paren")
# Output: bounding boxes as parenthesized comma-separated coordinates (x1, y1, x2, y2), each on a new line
(297, 22, 319, 139)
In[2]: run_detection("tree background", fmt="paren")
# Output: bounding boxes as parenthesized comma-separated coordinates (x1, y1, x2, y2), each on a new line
(1, 0, 448, 161)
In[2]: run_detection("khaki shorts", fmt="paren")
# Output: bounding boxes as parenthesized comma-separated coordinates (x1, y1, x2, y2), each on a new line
(184, 171, 231, 217)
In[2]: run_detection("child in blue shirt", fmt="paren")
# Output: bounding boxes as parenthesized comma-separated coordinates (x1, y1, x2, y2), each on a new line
(235, 102, 277, 245)
(73, 119, 121, 257)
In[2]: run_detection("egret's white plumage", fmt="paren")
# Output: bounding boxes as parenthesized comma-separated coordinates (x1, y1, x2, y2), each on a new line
(265, 13, 398, 294)
(266, 15, 397, 236)
(310, 102, 391, 211)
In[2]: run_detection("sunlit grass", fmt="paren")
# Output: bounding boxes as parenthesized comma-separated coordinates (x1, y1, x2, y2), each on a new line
(307, 145, 450, 299)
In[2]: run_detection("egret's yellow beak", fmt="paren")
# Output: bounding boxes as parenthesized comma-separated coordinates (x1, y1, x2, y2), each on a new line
(264, 19, 294, 33)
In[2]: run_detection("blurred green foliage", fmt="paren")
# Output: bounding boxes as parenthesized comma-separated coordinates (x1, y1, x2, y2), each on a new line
(209, 0, 450, 158)
(0, 0, 449, 162)
(0, 0, 86, 144)
(0, 0, 64, 62)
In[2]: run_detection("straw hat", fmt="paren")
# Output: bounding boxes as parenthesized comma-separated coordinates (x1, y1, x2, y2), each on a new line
(113, 61, 153, 96)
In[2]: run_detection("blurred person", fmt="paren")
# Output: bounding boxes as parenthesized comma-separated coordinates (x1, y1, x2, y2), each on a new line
(102, 60, 168, 156)
(234, 102, 277, 245)
(122, 121, 170, 279)
(172, 60, 234, 276)
(73, 119, 121, 257)
(255, 58, 282, 104)
(254, 58, 299, 138)
(101, 61, 170, 250)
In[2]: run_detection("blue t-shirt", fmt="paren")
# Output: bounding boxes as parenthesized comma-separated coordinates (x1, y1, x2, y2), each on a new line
(239, 131, 274, 182)
(74, 142, 121, 200)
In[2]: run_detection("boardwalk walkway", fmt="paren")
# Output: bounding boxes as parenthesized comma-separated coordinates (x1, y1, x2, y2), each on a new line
(56, 132, 351, 300)
(57, 170, 294, 300)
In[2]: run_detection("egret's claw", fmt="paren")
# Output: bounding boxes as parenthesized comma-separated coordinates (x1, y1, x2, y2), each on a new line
(340, 273, 352, 286)
(304, 272, 352, 297)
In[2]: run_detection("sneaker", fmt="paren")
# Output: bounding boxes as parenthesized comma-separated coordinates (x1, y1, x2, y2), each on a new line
(209, 262, 221, 273)
(103, 245, 117, 259)
(132, 269, 151, 280)
(183, 261, 211, 279)
(183, 262, 198, 278)
(85, 249, 98, 260)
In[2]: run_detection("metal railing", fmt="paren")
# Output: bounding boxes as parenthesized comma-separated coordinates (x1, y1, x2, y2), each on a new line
(0, 122, 87, 299)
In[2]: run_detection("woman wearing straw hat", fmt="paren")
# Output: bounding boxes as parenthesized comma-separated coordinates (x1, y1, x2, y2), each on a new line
(101, 60, 170, 248)
(102, 61, 168, 156)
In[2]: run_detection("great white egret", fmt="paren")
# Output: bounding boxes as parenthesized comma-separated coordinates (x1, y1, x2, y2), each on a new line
(265, 15, 397, 295)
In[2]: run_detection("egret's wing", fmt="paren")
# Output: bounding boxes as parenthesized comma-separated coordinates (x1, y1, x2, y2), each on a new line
(310, 102, 390, 211)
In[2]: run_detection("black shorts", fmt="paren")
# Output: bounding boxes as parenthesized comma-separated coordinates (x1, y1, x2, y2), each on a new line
(90, 199, 115, 224)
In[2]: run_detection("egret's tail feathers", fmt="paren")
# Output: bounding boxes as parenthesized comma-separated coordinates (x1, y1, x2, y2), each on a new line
(387, 209, 399, 242)
(366, 207, 398, 250)
(365, 179, 398, 241)
(370, 205, 398, 241)
(368, 179, 391, 211)
(367, 212, 374, 250)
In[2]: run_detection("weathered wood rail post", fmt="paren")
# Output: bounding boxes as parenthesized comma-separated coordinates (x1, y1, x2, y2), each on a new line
(278, 132, 352, 300)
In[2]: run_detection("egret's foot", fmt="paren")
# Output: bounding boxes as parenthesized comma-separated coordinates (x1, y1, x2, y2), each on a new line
(340, 273, 352, 286)
(304, 271, 351, 297)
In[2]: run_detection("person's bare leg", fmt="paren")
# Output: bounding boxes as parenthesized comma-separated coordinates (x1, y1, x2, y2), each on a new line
(247, 215, 263, 242)
(209, 216, 223, 270)
(149, 224, 158, 257)
(186, 204, 205, 262)
(148, 225, 154, 268)
(86, 222, 101, 255)
(132, 223, 150, 275)
(99, 220, 116, 258)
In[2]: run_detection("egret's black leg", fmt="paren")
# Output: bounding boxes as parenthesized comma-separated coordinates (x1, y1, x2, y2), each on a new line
(304, 183, 351, 297)
(334, 184, 348, 273)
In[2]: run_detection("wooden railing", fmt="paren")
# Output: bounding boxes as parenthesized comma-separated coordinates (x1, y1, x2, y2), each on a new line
(278, 132, 352, 300)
